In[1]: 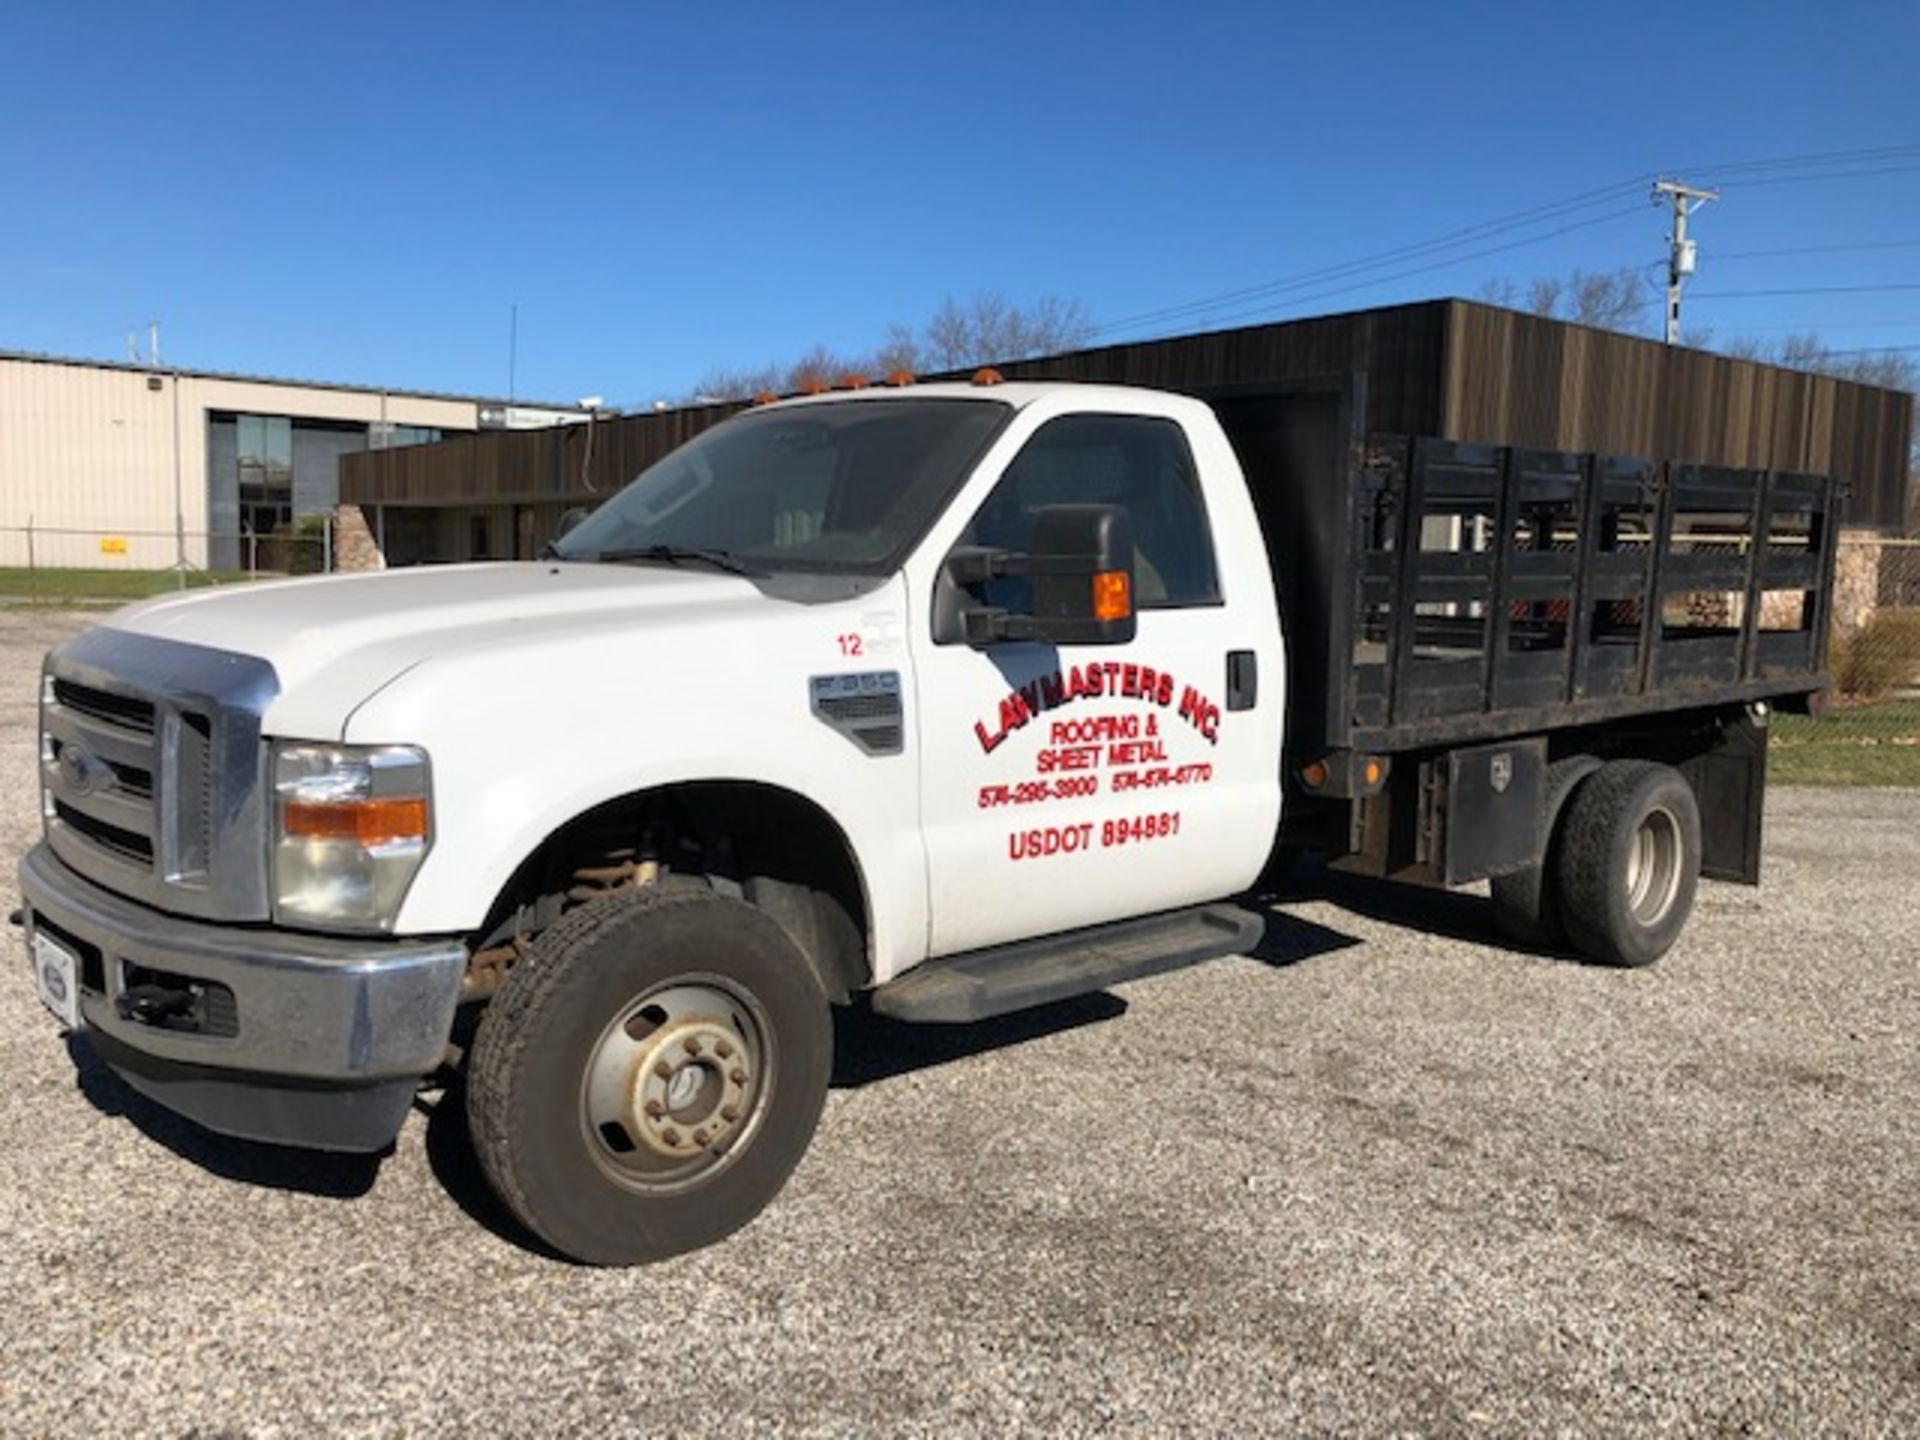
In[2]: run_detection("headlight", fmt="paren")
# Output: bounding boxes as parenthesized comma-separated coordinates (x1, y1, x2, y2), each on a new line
(272, 743, 432, 931)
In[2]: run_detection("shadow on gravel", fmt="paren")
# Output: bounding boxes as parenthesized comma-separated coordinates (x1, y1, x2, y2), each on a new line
(1258, 854, 1549, 956)
(1242, 909, 1366, 968)
(419, 1081, 569, 1261)
(830, 908, 1363, 1088)
(65, 1033, 382, 1198)
(829, 991, 1128, 1088)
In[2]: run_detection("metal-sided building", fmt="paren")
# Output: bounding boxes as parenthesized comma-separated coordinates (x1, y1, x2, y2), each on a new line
(337, 299, 1916, 564)
(0, 350, 590, 570)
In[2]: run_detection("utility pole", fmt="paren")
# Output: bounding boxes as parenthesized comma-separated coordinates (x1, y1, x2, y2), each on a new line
(1652, 179, 1718, 344)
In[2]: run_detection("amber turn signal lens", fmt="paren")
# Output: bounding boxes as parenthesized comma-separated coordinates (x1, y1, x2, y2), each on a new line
(1092, 569, 1131, 622)
(283, 797, 429, 847)
(1363, 759, 1382, 786)
(971, 367, 1004, 386)
(1301, 760, 1329, 789)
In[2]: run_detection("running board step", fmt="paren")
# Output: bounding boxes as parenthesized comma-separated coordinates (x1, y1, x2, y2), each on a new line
(871, 903, 1266, 1024)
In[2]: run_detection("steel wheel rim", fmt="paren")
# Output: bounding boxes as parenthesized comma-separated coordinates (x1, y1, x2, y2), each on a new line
(579, 975, 774, 1194)
(1625, 805, 1683, 928)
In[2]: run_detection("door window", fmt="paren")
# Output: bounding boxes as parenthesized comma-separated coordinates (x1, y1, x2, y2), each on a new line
(961, 413, 1220, 609)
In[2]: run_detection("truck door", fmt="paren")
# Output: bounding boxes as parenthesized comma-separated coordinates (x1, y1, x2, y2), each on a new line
(909, 406, 1282, 957)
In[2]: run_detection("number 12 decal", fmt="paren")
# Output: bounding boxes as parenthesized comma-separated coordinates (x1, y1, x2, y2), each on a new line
(837, 634, 863, 657)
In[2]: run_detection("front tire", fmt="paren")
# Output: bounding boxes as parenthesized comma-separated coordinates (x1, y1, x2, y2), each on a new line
(466, 882, 832, 1265)
(1553, 760, 1701, 968)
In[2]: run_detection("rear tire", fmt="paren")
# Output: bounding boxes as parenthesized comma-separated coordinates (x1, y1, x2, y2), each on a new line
(466, 881, 832, 1265)
(1489, 756, 1601, 949)
(1553, 760, 1701, 968)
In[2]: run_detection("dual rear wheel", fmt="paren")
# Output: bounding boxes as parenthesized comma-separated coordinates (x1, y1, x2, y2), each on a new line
(1491, 758, 1702, 968)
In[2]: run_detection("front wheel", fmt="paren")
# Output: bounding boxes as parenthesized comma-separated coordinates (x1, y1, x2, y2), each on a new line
(1553, 760, 1702, 968)
(466, 882, 832, 1265)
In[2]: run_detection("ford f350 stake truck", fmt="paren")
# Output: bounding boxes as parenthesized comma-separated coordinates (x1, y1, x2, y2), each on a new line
(17, 371, 1842, 1264)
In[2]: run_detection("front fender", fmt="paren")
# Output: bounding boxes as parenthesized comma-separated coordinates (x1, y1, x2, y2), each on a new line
(344, 621, 927, 982)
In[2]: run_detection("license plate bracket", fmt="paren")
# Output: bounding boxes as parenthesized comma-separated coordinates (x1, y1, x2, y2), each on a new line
(31, 927, 83, 1031)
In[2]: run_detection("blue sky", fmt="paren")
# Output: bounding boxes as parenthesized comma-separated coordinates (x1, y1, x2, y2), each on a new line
(2, 1, 1915, 406)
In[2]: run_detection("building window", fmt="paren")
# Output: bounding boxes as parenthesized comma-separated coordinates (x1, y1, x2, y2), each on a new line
(370, 422, 442, 449)
(237, 414, 293, 539)
(470, 515, 491, 560)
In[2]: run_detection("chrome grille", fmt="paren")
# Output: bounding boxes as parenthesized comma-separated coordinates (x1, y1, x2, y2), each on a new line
(40, 629, 278, 922)
(51, 678, 156, 734)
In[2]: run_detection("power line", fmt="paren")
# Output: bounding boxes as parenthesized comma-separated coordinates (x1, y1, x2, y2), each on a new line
(1085, 179, 1649, 338)
(1693, 316, 1920, 333)
(1677, 142, 1920, 179)
(1087, 143, 1920, 344)
(1130, 204, 1652, 340)
(1714, 163, 1920, 191)
(1687, 283, 1920, 300)
(1820, 343, 1920, 356)
(1707, 238, 1920, 261)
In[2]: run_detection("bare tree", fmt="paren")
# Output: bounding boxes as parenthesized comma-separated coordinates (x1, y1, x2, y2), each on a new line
(1728, 332, 1918, 391)
(688, 361, 784, 402)
(1525, 276, 1565, 318)
(687, 292, 1094, 401)
(872, 323, 922, 378)
(924, 290, 1093, 368)
(782, 345, 846, 392)
(1479, 266, 1653, 334)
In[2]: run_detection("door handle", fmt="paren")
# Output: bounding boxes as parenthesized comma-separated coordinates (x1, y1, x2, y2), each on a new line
(1227, 650, 1257, 711)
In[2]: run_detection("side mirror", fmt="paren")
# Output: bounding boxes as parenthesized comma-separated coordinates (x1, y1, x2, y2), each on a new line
(554, 507, 591, 541)
(945, 503, 1137, 647)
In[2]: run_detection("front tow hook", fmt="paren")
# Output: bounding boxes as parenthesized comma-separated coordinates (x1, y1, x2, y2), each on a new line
(116, 984, 197, 1028)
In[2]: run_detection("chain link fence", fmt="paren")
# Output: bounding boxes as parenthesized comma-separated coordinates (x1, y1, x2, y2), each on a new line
(0, 520, 339, 604)
(1772, 536, 1920, 785)
(4, 520, 1916, 782)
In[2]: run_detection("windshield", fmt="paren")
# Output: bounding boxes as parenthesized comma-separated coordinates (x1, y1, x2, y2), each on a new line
(554, 398, 1011, 573)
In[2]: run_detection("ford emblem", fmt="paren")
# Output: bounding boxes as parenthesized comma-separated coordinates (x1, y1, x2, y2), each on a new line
(58, 745, 115, 798)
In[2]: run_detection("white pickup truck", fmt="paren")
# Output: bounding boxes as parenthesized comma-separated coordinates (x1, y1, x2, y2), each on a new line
(18, 373, 1839, 1263)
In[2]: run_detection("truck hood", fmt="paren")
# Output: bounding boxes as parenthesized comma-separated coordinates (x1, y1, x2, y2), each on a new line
(105, 562, 782, 737)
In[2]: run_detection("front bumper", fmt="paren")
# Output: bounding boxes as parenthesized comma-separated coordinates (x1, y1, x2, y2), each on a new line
(18, 842, 467, 1152)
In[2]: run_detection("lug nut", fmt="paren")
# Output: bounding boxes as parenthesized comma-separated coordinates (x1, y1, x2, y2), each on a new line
(662, 1128, 682, 1147)
(720, 1104, 739, 1123)
(652, 1060, 672, 1079)
(715, 1040, 734, 1059)
(729, 1067, 747, 1085)
(643, 1099, 664, 1118)
(682, 1036, 702, 1056)
(693, 1128, 711, 1147)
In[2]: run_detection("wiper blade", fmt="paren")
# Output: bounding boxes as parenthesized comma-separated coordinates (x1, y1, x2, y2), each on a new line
(591, 543, 766, 578)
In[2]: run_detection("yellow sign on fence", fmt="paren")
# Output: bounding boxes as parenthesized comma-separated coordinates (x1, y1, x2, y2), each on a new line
(98, 537, 128, 556)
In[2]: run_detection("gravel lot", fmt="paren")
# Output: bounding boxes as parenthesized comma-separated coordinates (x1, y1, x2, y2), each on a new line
(2, 606, 1915, 1436)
